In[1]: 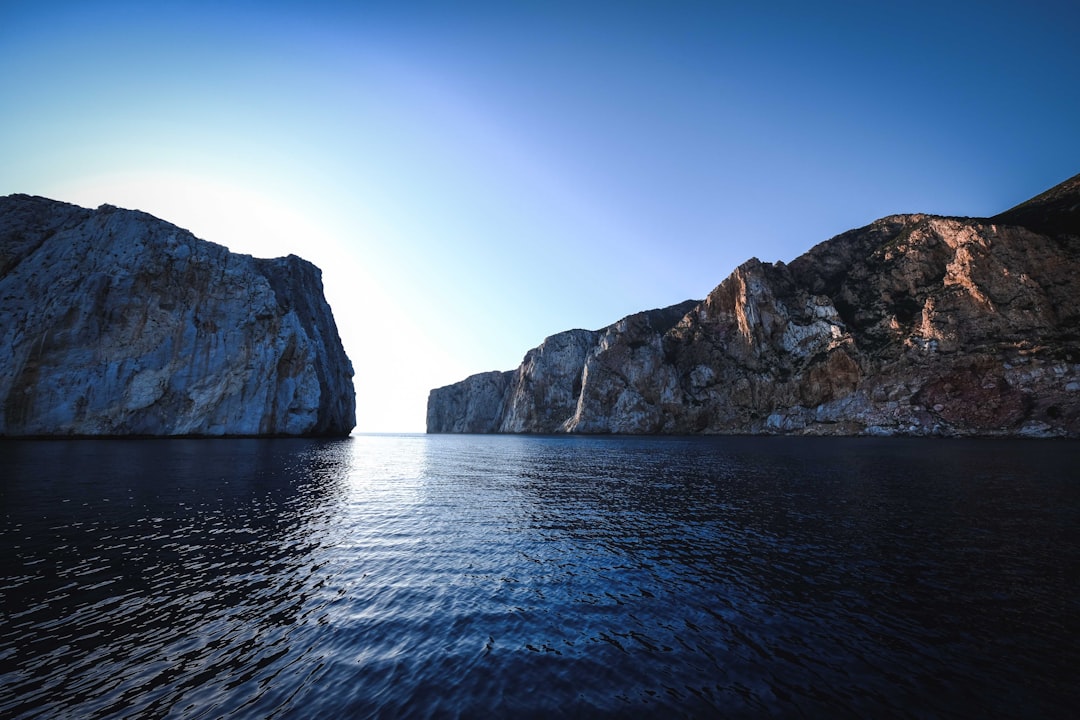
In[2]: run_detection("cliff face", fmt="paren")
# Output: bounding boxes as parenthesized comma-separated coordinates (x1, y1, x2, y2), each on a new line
(429, 173, 1080, 437)
(0, 195, 355, 436)
(428, 301, 699, 434)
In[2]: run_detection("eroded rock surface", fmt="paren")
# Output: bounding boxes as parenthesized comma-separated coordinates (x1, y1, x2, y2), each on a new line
(0, 195, 355, 436)
(429, 173, 1080, 437)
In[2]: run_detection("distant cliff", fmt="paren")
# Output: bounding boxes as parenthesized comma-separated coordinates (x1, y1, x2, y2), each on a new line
(0, 195, 355, 436)
(429, 173, 1080, 437)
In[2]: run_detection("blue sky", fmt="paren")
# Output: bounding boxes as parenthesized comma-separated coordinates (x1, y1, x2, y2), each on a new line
(2, 0, 1078, 432)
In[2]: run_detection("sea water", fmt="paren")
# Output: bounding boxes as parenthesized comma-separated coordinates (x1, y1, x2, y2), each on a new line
(1, 434, 1078, 718)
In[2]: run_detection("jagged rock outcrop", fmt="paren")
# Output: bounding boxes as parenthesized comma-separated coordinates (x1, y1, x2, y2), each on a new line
(563, 302, 700, 433)
(0, 195, 355, 436)
(428, 301, 699, 434)
(429, 173, 1080, 437)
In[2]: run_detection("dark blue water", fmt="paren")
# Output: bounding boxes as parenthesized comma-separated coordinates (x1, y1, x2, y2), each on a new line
(2, 435, 1078, 718)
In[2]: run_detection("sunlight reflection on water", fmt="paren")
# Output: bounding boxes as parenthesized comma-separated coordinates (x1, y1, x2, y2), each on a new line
(2, 435, 1078, 718)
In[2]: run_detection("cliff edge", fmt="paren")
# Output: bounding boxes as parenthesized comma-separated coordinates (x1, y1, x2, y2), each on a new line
(0, 195, 355, 436)
(429, 173, 1080, 437)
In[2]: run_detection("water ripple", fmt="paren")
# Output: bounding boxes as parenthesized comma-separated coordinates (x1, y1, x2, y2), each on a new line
(2, 435, 1078, 718)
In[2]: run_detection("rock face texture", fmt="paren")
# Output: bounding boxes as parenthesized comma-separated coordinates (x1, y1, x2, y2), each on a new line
(427, 301, 699, 434)
(429, 173, 1080, 437)
(0, 195, 355, 436)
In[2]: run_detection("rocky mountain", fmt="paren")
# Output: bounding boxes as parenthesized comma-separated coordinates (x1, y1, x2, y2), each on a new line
(0, 195, 355, 436)
(429, 173, 1080, 437)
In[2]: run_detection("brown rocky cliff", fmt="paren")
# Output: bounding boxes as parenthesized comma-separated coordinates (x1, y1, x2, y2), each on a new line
(428, 173, 1080, 436)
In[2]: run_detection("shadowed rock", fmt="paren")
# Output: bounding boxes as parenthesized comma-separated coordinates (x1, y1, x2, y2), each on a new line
(0, 195, 355, 436)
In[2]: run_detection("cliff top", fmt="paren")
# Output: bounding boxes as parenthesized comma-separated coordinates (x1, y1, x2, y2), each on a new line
(991, 172, 1080, 237)
(0, 194, 311, 267)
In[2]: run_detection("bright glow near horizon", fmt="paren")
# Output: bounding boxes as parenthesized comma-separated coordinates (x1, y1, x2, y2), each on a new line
(2, 0, 1079, 432)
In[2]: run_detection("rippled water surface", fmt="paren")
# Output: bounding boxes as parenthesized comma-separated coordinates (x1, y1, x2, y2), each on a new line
(2, 435, 1078, 718)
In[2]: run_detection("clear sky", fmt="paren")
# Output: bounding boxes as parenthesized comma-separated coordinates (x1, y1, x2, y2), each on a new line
(2, 0, 1078, 433)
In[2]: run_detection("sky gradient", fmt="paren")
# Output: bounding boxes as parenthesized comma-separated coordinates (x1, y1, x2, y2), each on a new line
(3, 0, 1079, 432)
